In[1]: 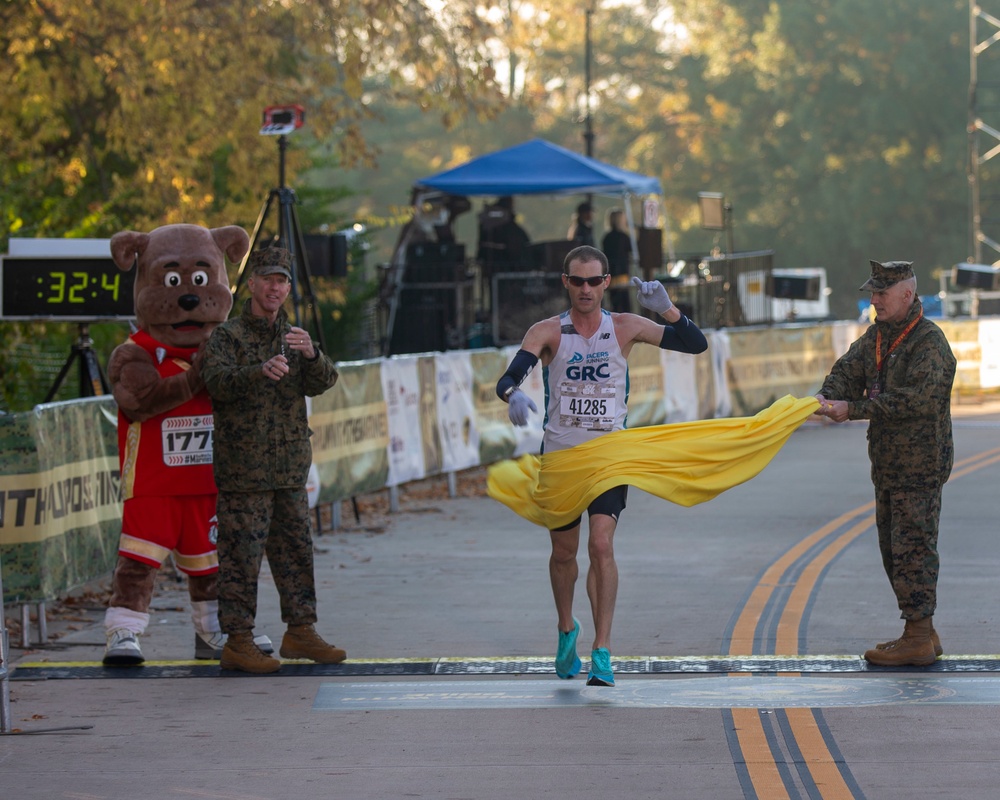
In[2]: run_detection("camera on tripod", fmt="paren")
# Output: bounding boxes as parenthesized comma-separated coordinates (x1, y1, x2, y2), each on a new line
(235, 102, 327, 352)
(260, 104, 306, 136)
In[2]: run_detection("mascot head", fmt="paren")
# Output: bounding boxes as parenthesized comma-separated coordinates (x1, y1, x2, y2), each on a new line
(110, 224, 248, 348)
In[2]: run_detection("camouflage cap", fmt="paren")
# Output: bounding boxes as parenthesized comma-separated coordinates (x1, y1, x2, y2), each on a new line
(859, 260, 914, 292)
(248, 246, 292, 279)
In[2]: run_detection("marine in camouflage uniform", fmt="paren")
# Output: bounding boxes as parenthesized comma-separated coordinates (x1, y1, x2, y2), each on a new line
(201, 246, 345, 673)
(815, 260, 956, 667)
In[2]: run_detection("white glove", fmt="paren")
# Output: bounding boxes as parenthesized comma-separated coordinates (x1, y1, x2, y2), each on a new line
(630, 276, 674, 315)
(507, 389, 537, 427)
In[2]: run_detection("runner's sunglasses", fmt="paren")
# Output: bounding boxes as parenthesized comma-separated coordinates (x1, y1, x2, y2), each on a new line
(564, 274, 609, 287)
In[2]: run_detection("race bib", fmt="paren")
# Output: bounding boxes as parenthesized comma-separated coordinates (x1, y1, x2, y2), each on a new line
(161, 415, 214, 466)
(558, 382, 616, 431)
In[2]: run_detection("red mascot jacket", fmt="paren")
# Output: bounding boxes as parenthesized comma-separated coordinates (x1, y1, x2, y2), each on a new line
(118, 330, 217, 499)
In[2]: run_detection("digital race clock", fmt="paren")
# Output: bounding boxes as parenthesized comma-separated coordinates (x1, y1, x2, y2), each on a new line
(0, 256, 135, 320)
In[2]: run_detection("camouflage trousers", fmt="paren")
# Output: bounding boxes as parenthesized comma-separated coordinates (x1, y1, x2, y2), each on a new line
(874, 485, 942, 621)
(215, 488, 317, 634)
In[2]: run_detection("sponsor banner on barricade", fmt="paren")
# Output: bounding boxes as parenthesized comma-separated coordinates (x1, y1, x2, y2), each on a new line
(415, 356, 444, 476)
(7, 319, 995, 605)
(380, 356, 427, 487)
(624, 342, 666, 428)
(310, 361, 389, 503)
(471, 350, 517, 466)
(937, 319, 981, 392)
(693, 350, 720, 420)
(725, 326, 832, 416)
(980, 318, 1000, 390)
(434, 351, 480, 472)
(830, 320, 865, 359)
(709, 330, 733, 419)
(1, 397, 121, 603)
(501, 345, 544, 456)
(661, 348, 699, 423)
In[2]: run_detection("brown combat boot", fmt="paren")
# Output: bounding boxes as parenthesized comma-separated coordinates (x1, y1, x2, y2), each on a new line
(279, 624, 347, 664)
(220, 631, 281, 674)
(864, 617, 938, 667)
(875, 620, 943, 657)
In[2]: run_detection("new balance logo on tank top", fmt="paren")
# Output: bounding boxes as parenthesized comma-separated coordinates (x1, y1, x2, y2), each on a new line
(542, 309, 629, 453)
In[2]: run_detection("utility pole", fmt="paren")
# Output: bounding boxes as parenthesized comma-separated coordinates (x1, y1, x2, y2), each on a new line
(506, 0, 518, 99)
(584, 3, 595, 159)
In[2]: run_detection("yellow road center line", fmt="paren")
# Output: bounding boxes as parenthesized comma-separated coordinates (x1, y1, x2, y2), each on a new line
(731, 707, 793, 800)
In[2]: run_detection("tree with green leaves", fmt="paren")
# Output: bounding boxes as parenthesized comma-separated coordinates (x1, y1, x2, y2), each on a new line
(350, 0, 971, 319)
(0, 0, 505, 241)
(0, 0, 507, 409)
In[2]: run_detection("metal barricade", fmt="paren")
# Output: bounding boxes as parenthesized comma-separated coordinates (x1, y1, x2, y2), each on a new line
(1, 549, 12, 734)
(665, 251, 776, 330)
(491, 270, 566, 346)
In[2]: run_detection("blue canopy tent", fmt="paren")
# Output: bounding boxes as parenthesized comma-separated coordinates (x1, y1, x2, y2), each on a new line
(411, 138, 670, 266)
(413, 138, 662, 197)
(386, 140, 667, 353)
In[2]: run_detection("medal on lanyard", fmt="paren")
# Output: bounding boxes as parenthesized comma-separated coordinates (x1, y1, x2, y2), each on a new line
(868, 376, 881, 399)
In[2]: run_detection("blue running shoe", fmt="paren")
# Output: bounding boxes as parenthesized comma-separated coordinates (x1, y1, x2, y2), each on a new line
(555, 618, 582, 679)
(586, 647, 615, 686)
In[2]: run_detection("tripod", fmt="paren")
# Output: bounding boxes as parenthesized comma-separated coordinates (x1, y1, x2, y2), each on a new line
(44, 323, 109, 403)
(231, 134, 328, 352)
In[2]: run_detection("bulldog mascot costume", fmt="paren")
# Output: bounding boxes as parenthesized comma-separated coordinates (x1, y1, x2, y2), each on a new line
(103, 223, 267, 665)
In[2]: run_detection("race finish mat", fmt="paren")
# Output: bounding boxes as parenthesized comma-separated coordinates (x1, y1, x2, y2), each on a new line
(11, 654, 1000, 680)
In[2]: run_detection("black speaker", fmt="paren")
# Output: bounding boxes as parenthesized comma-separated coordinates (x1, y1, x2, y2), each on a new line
(638, 228, 662, 278)
(493, 272, 566, 345)
(954, 262, 1000, 290)
(330, 233, 348, 277)
(303, 233, 348, 278)
(407, 242, 465, 265)
(978, 297, 1000, 315)
(389, 287, 455, 354)
(405, 242, 466, 282)
(767, 274, 821, 301)
(526, 240, 575, 271)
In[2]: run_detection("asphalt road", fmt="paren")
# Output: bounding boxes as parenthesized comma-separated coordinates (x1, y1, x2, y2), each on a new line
(2, 401, 1000, 800)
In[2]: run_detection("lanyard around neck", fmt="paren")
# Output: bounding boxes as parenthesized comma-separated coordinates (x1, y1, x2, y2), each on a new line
(875, 309, 922, 373)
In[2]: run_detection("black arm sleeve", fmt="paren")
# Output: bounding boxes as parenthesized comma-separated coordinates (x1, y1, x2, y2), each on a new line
(496, 349, 540, 401)
(659, 315, 708, 354)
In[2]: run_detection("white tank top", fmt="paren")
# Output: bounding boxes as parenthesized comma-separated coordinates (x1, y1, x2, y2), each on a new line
(542, 309, 629, 453)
